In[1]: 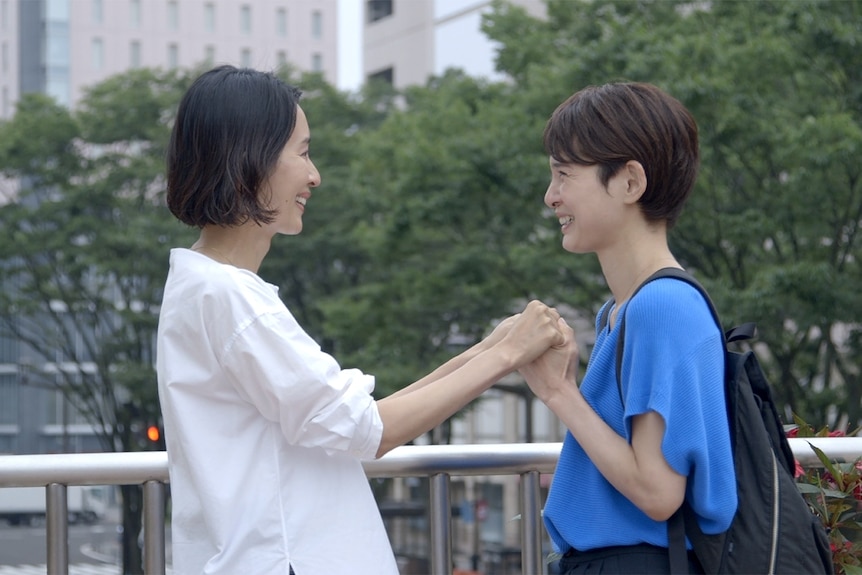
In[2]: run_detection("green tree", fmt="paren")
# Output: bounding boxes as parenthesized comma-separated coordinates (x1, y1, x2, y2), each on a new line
(295, 70, 599, 401)
(0, 68, 195, 574)
(483, 0, 862, 425)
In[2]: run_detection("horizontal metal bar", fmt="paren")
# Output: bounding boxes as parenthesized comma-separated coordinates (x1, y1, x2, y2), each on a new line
(0, 451, 168, 487)
(787, 436, 862, 465)
(363, 442, 563, 478)
(0, 438, 859, 487)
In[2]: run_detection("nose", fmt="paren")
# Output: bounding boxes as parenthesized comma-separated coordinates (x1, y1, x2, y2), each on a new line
(544, 182, 560, 209)
(309, 159, 321, 188)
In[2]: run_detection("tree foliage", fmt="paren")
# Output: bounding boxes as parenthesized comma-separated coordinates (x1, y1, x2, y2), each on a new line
(482, 0, 862, 425)
(0, 67, 196, 574)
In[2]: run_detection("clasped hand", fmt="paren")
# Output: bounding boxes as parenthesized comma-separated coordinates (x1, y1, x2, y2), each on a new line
(483, 301, 577, 377)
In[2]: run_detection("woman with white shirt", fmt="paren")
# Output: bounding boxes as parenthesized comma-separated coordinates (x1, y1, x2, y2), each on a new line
(156, 65, 566, 575)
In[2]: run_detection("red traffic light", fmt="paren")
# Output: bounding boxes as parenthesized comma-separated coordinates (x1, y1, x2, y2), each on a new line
(146, 425, 161, 442)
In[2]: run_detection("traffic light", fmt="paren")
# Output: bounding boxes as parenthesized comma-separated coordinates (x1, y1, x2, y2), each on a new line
(142, 423, 164, 450)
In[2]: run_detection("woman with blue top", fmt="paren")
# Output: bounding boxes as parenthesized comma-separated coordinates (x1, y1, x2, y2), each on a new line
(518, 83, 737, 574)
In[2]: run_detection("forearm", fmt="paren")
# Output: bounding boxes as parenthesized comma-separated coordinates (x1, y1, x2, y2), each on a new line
(375, 346, 515, 457)
(386, 343, 484, 400)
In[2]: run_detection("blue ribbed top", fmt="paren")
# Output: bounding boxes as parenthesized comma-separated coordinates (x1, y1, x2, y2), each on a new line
(543, 279, 737, 553)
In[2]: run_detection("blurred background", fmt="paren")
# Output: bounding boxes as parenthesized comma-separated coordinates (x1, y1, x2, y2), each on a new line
(0, 0, 859, 573)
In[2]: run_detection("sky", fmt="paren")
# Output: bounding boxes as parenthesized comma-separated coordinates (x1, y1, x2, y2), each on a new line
(336, 0, 363, 92)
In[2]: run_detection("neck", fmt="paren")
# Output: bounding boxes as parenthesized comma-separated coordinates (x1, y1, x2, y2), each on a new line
(191, 244, 236, 267)
(600, 238, 680, 305)
(192, 226, 271, 273)
(613, 256, 680, 305)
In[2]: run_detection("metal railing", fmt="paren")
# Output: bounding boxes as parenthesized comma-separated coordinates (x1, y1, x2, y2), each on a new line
(0, 438, 860, 575)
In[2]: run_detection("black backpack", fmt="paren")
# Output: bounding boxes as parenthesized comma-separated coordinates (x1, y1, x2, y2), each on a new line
(599, 267, 833, 575)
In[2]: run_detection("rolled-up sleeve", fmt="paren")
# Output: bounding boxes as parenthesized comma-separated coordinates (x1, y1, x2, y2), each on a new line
(220, 310, 383, 460)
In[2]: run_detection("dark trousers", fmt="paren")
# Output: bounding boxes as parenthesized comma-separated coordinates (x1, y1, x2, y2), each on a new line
(557, 543, 703, 575)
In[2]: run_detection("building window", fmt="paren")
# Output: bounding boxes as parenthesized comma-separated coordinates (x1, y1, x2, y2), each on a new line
(311, 52, 322, 72)
(311, 10, 322, 39)
(0, 374, 16, 425)
(367, 67, 393, 85)
(240, 5, 251, 34)
(91, 37, 103, 70)
(167, 1, 178, 30)
(367, 0, 393, 23)
(276, 7, 287, 37)
(204, 45, 215, 64)
(130, 40, 140, 68)
(276, 50, 287, 69)
(241, 48, 251, 67)
(168, 43, 178, 68)
(92, 0, 102, 24)
(1, 42, 6, 74)
(130, 0, 140, 28)
(204, 3, 215, 32)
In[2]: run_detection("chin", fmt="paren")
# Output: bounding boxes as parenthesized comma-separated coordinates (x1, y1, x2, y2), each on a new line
(280, 221, 303, 235)
(562, 239, 588, 254)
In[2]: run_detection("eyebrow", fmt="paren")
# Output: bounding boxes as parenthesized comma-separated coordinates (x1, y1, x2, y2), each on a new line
(550, 160, 568, 169)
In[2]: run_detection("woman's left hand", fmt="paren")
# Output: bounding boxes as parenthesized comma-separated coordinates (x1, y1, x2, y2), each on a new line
(518, 318, 580, 403)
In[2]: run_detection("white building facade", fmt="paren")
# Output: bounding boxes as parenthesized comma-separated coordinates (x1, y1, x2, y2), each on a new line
(363, 0, 544, 89)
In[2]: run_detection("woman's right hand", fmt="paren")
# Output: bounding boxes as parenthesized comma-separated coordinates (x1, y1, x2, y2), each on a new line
(499, 300, 565, 367)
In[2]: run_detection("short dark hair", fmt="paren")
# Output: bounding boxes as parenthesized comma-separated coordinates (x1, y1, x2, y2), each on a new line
(166, 65, 303, 227)
(543, 82, 699, 228)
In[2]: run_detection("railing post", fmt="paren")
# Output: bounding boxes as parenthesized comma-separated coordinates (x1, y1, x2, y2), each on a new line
(45, 482, 69, 575)
(429, 472, 452, 575)
(143, 480, 167, 575)
(520, 471, 542, 575)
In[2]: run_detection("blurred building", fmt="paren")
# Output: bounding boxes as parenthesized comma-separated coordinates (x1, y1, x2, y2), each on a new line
(0, 0, 338, 117)
(363, 0, 545, 89)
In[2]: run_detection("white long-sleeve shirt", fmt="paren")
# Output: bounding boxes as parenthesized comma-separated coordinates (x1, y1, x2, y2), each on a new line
(156, 248, 398, 574)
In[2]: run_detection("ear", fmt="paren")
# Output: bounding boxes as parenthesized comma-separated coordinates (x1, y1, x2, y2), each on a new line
(620, 160, 647, 205)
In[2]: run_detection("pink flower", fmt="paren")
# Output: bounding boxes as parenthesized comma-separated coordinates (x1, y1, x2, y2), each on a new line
(794, 460, 805, 478)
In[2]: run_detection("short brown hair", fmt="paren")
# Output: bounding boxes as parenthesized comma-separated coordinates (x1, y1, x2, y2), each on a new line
(543, 83, 699, 228)
(166, 66, 303, 227)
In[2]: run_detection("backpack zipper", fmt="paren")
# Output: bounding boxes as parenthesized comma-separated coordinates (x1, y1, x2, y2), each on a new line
(769, 452, 779, 574)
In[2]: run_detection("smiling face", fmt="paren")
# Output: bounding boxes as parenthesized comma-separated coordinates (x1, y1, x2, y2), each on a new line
(263, 105, 321, 235)
(544, 159, 628, 254)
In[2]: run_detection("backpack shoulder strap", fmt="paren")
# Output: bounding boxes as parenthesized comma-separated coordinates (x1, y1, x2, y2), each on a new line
(611, 267, 755, 397)
(611, 267, 717, 402)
